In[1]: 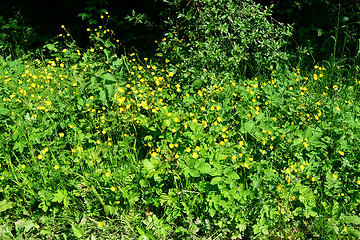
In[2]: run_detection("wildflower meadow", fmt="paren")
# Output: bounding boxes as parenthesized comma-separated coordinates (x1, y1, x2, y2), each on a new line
(0, 0, 360, 239)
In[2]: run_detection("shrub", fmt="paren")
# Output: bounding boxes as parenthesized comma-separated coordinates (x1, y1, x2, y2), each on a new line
(157, 0, 293, 81)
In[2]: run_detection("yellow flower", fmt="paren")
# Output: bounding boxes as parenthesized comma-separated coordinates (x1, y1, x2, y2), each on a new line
(54, 165, 60, 170)
(333, 174, 338, 179)
(174, 117, 179, 122)
(169, 143, 175, 149)
(37, 154, 43, 160)
(98, 222, 103, 227)
(244, 162, 249, 168)
(110, 186, 116, 191)
(69, 124, 74, 128)
(195, 146, 201, 151)
(338, 151, 344, 156)
(304, 142, 308, 148)
(185, 147, 191, 153)
(192, 152, 199, 159)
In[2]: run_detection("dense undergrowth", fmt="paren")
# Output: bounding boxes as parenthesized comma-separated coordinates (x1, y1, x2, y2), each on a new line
(1, 1, 360, 239)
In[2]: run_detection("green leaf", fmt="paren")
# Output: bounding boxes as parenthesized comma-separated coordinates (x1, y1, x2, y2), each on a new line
(197, 162, 212, 174)
(0, 199, 13, 212)
(242, 120, 255, 133)
(344, 216, 360, 224)
(210, 177, 222, 185)
(228, 171, 240, 180)
(113, 58, 123, 66)
(104, 205, 115, 216)
(348, 228, 360, 238)
(189, 168, 200, 177)
(71, 224, 84, 238)
(100, 73, 117, 83)
(15, 219, 34, 233)
(99, 89, 108, 106)
(264, 169, 276, 178)
(183, 96, 195, 104)
(0, 106, 9, 115)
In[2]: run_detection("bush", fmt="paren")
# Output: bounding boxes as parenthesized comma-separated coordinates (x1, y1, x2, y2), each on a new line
(157, 0, 293, 81)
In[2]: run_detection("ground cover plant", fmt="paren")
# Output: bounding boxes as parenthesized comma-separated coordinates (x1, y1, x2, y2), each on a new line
(1, 1, 360, 239)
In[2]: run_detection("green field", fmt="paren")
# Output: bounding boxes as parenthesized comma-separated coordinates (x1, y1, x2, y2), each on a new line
(1, 1, 360, 239)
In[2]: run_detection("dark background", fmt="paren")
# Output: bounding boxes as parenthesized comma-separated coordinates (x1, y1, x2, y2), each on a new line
(0, 0, 359, 62)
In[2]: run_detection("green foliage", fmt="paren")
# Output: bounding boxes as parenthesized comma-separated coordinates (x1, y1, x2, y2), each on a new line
(157, 0, 293, 79)
(272, 0, 360, 65)
(0, 14, 39, 59)
(0, 3, 360, 240)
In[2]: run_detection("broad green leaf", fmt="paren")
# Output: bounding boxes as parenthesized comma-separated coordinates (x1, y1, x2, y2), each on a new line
(348, 228, 360, 238)
(210, 177, 223, 185)
(344, 216, 360, 224)
(183, 96, 195, 104)
(0, 107, 9, 115)
(242, 120, 255, 133)
(228, 171, 240, 180)
(71, 224, 84, 238)
(197, 162, 212, 174)
(0, 200, 13, 212)
(99, 89, 108, 106)
(15, 219, 34, 233)
(104, 205, 115, 216)
(100, 73, 117, 84)
(189, 169, 200, 178)
(264, 169, 276, 178)
(113, 58, 123, 66)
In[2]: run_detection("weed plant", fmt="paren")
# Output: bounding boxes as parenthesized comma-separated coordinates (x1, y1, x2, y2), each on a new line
(1, 3, 360, 240)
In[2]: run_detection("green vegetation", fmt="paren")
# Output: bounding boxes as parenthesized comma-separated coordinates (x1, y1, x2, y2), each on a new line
(0, 0, 359, 239)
